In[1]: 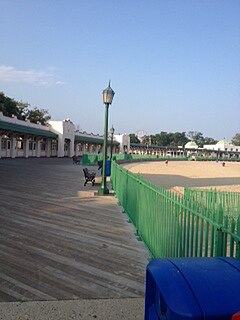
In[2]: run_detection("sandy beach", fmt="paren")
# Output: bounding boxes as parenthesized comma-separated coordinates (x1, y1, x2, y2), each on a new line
(124, 161, 240, 193)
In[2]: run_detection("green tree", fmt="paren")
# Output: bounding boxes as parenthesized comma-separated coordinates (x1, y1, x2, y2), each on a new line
(154, 132, 171, 146)
(203, 137, 217, 145)
(232, 133, 240, 146)
(0, 91, 23, 118)
(0, 91, 51, 125)
(25, 108, 51, 125)
(141, 135, 151, 145)
(129, 133, 140, 144)
(16, 101, 29, 120)
(187, 131, 205, 147)
(169, 132, 189, 147)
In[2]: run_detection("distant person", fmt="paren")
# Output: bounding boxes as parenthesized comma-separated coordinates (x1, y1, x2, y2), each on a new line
(72, 155, 80, 165)
(222, 162, 225, 167)
(165, 160, 168, 165)
(98, 160, 103, 171)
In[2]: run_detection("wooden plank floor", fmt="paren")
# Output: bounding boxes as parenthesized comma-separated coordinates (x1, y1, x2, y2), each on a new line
(0, 158, 148, 302)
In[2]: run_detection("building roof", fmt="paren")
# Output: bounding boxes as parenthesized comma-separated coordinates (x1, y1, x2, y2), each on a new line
(216, 139, 229, 145)
(0, 120, 58, 138)
(75, 134, 119, 145)
(185, 141, 198, 149)
(130, 143, 180, 150)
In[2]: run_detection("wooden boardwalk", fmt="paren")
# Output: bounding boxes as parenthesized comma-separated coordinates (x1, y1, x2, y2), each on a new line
(0, 158, 148, 302)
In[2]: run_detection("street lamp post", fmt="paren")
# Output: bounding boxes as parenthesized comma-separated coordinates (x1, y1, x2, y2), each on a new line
(110, 126, 115, 161)
(98, 82, 115, 196)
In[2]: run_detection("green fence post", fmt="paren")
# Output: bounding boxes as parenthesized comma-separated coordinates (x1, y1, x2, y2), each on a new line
(230, 218, 236, 257)
(214, 205, 224, 256)
(236, 216, 240, 258)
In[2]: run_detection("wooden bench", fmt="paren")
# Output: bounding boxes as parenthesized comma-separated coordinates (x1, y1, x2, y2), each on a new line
(83, 168, 96, 186)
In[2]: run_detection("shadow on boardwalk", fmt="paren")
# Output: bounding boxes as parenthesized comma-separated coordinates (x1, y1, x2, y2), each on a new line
(0, 158, 148, 319)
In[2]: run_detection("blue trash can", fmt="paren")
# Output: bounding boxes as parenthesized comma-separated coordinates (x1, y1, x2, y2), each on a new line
(105, 159, 111, 177)
(145, 258, 240, 319)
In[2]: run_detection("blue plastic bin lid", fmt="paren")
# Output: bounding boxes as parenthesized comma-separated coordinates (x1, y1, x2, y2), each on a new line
(146, 258, 240, 319)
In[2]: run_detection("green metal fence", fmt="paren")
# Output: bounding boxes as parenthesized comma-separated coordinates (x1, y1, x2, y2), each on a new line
(82, 153, 188, 165)
(111, 161, 240, 259)
(82, 154, 99, 165)
(82, 153, 240, 165)
(184, 188, 240, 219)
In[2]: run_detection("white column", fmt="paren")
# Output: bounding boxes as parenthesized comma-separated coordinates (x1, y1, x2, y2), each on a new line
(0, 135, 2, 159)
(23, 137, 29, 158)
(10, 135, 16, 158)
(57, 136, 65, 157)
(36, 139, 41, 157)
(75, 143, 79, 156)
(69, 139, 75, 157)
(46, 139, 51, 157)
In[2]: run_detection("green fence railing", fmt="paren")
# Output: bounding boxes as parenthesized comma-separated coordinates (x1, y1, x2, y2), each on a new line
(82, 154, 99, 165)
(184, 188, 240, 218)
(82, 153, 240, 166)
(111, 161, 240, 259)
(82, 153, 188, 165)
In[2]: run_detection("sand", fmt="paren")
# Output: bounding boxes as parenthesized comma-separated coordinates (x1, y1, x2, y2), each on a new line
(124, 161, 240, 193)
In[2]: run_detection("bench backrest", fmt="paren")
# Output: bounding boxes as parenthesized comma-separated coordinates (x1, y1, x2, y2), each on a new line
(83, 168, 89, 177)
(83, 168, 95, 179)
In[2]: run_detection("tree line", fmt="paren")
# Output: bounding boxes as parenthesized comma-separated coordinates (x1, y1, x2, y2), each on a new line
(0, 91, 51, 125)
(130, 131, 240, 147)
(1, 91, 239, 146)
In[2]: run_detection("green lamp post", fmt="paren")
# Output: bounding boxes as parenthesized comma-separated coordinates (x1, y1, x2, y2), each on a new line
(98, 82, 115, 195)
(110, 125, 115, 161)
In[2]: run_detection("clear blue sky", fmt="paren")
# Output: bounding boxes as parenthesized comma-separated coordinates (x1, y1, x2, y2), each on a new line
(0, 0, 239, 140)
